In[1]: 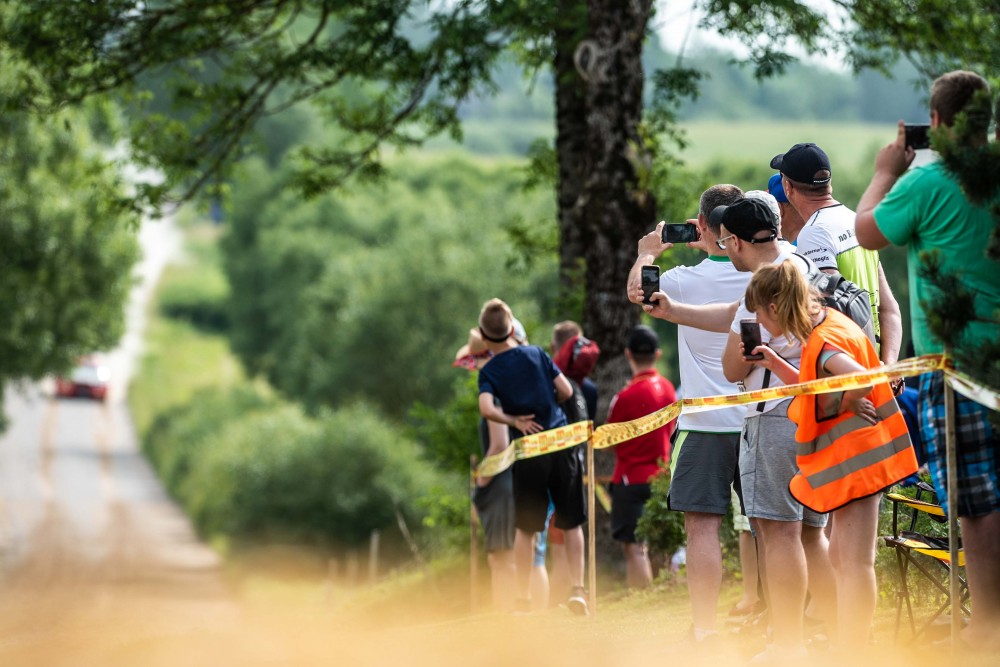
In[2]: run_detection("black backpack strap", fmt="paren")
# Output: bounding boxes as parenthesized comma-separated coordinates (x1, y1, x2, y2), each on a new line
(755, 369, 771, 413)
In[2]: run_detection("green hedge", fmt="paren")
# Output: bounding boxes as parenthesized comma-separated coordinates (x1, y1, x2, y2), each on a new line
(143, 387, 447, 550)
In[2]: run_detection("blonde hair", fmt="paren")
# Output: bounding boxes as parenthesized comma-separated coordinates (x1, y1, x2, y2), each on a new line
(745, 261, 818, 345)
(478, 298, 513, 341)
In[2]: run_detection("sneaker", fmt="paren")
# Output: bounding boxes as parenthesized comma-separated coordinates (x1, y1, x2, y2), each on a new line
(567, 586, 589, 616)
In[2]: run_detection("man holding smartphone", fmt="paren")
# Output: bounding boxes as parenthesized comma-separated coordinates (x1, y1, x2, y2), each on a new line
(769, 142, 903, 368)
(856, 70, 1000, 652)
(636, 198, 837, 660)
(625, 184, 748, 646)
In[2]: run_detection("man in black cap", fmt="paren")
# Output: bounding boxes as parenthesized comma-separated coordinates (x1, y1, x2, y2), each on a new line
(635, 197, 836, 660)
(770, 143, 902, 367)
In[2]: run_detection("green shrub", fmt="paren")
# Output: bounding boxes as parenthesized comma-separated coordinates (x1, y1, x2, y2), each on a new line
(181, 401, 448, 550)
(157, 262, 231, 333)
(142, 385, 277, 493)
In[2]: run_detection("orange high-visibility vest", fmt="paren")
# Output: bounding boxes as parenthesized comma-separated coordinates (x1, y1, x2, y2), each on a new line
(787, 309, 917, 513)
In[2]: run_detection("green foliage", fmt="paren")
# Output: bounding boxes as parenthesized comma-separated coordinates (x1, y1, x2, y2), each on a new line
(408, 373, 482, 476)
(157, 260, 231, 333)
(145, 384, 450, 550)
(222, 153, 557, 419)
(635, 468, 686, 562)
(0, 106, 139, 413)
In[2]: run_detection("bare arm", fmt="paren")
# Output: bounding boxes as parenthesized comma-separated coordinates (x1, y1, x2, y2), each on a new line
(856, 121, 914, 250)
(627, 221, 671, 304)
(876, 263, 902, 364)
(554, 373, 573, 403)
(722, 331, 755, 383)
(642, 292, 738, 333)
(478, 418, 511, 487)
(748, 342, 800, 386)
(479, 392, 542, 435)
(823, 352, 878, 424)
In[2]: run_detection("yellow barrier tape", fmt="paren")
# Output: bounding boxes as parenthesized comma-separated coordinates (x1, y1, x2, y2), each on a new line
(475, 420, 592, 478)
(946, 367, 1000, 411)
(473, 353, 1000, 480)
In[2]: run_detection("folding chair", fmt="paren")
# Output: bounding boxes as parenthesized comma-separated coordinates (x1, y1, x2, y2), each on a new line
(882, 481, 970, 642)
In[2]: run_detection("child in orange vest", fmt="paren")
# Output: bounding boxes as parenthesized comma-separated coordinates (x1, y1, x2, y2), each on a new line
(741, 260, 917, 651)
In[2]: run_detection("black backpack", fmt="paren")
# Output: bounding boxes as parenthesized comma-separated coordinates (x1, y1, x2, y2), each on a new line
(793, 253, 877, 346)
(560, 378, 590, 425)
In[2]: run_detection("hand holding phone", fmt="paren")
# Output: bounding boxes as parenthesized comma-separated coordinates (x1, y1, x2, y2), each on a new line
(640, 265, 660, 305)
(904, 124, 931, 150)
(661, 223, 700, 244)
(740, 320, 764, 361)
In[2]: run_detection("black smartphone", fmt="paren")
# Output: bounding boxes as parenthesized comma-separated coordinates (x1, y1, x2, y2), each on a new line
(662, 223, 700, 244)
(904, 123, 931, 150)
(739, 319, 764, 361)
(640, 265, 660, 305)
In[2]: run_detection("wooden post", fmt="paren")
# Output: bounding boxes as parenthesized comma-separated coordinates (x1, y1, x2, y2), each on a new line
(470, 454, 479, 614)
(368, 530, 380, 584)
(943, 361, 960, 654)
(586, 430, 597, 616)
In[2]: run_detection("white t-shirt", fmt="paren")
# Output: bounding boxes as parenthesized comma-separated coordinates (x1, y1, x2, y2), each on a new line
(661, 256, 750, 432)
(796, 203, 883, 337)
(730, 250, 813, 415)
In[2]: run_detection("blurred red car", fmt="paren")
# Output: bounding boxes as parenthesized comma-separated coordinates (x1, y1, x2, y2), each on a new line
(55, 356, 111, 402)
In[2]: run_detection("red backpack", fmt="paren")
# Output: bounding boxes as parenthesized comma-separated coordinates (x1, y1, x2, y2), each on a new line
(553, 335, 600, 384)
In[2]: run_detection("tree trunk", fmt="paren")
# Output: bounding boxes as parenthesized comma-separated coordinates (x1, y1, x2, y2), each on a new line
(554, 0, 589, 316)
(579, 0, 656, 423)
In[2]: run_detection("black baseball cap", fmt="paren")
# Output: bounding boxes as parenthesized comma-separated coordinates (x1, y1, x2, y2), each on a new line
(769, 143, 832, 185)
(711, 198, 779, 243)
(627, 325, 659, 355)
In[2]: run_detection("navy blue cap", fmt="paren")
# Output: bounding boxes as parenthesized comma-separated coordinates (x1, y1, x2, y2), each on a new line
(770, 143, 832, 185)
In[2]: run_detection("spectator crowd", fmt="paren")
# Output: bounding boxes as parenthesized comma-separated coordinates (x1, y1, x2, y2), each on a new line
(460, 70, 999, 658)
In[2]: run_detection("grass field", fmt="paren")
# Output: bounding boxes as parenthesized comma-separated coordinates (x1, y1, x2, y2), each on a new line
(440, 118, 893, 173)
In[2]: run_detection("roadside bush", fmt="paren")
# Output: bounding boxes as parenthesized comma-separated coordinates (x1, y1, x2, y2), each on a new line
(181, 401, 448, 550)
(142, 385, 277, 493)
(157, 262, 231, 333)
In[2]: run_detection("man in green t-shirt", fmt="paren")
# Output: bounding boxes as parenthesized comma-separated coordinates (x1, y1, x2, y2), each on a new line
(856, 70, 1000, 653)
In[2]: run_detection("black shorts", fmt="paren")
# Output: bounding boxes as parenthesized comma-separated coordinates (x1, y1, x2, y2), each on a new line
(512, 445, 586, 533)
(611, 482, 651, 543)
(667, 431, 742, 515)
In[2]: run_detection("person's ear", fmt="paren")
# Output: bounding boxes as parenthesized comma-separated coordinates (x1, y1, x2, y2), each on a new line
(781, 176, 793, 197)
(655, 349, 662, 360)
(769, 302, 779, 317)
(930, 109, 941, 128)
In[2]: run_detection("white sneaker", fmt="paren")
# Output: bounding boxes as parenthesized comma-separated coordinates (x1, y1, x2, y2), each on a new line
(567, 586, 589, 616)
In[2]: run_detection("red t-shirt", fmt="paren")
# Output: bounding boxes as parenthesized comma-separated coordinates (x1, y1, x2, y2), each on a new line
(606, 369, 677, 484)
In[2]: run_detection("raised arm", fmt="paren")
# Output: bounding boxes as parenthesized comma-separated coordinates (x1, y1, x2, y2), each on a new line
(856, 121, 914, 250)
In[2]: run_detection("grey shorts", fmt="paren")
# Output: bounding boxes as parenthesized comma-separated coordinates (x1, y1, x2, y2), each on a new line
(667, 431, 741, 515)
(473, 468, 515, 552)
(739, 400, 827, 528)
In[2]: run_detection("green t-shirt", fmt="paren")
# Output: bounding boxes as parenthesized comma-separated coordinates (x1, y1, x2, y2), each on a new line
(874, 161, 1000, 355)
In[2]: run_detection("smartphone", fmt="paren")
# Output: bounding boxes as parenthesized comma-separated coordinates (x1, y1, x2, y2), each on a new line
(904, 123, 931, 150)
(640, 265, 660, 305)
(662, 223, 699, 244)
(739, 319, 764, 361)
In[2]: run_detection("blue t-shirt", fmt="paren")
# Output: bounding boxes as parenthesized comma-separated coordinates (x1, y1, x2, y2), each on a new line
(478, 346, 567, 431)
